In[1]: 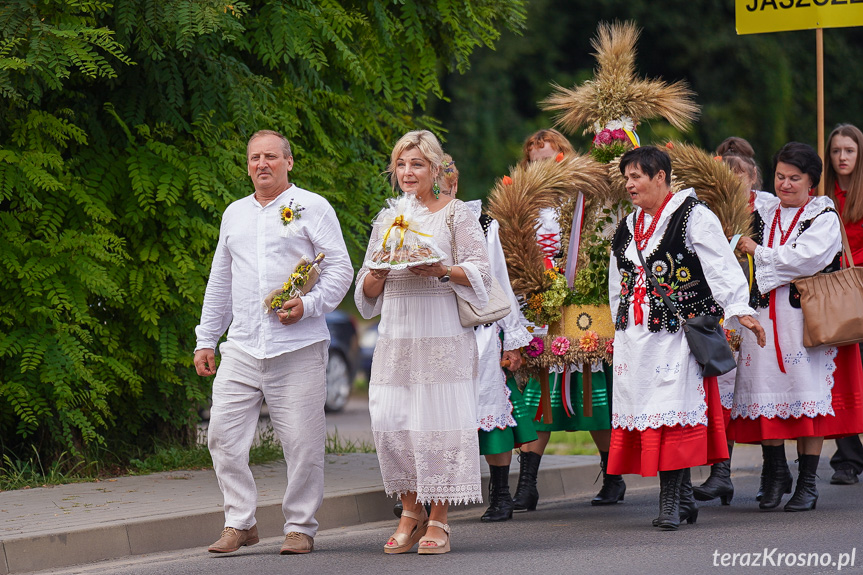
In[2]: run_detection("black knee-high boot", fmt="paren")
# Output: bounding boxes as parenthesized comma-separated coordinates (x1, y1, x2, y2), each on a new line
(653, 468, 697, 526)
(655, 469, 685, 531)
(591, 450, 626, 505)
(512, 452, 541, 512)
(481, 464, 514, 522)
(784, 454, 820, 512)
(693, 444, 734, 505)
(759, 444, 793, 510)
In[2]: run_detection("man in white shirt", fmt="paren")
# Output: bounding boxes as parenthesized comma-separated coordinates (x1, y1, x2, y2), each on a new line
(194, 130, 353, 555)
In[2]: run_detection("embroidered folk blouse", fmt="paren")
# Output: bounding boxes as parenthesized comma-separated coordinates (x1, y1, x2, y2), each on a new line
(608, 190, 756, 431)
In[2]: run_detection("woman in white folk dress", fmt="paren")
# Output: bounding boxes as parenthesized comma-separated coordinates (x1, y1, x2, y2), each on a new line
(356, 131, 491, 554)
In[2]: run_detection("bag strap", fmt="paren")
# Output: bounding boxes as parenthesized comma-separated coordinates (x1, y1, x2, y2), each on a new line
(446, 199, 459, 265)
(838, 214, 856, 268)
(631, 215, 685, 325)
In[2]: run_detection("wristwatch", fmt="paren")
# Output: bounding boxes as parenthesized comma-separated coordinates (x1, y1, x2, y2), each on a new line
(439, 266, 452, 283)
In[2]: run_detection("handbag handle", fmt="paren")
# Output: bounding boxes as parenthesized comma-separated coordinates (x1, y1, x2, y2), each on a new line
(837, 213, 856, 269)
(446, 199, 459, 265)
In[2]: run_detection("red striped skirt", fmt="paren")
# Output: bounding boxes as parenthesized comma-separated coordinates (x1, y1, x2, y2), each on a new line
(608, 376, 729, 476)
(728, 344, 863, 443)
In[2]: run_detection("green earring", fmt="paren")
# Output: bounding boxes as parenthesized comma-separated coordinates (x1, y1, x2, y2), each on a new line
(433, 182, 440, 199)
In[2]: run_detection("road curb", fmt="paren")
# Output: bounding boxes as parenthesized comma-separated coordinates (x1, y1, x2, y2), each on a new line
(0, 452, 766, 574)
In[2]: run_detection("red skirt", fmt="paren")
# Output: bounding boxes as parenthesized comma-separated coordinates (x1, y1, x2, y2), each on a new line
(608, 376, 729, 477)
(728, 344, 863, 443)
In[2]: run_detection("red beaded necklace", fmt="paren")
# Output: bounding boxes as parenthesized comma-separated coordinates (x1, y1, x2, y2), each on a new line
(767, 199, 810, 248)
(634, 192, 673, 250)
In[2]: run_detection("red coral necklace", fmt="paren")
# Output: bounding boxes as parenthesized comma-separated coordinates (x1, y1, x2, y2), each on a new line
(634, 192, 673, 250)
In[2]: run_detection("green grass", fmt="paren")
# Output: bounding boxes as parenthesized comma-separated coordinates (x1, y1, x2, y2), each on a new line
(545, 431, 600, 456)
(1, 425, 375, 491)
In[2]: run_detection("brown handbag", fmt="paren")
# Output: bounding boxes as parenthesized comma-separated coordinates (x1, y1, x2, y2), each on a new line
(792, 217, 863, 347)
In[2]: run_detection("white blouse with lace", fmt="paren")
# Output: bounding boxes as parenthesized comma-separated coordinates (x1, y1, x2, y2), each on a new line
(355, 199, 491, 505)
(731, 194, 842, 422)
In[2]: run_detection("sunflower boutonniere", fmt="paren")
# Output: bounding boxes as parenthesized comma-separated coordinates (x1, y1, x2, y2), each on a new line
(278, 200, 305, 237)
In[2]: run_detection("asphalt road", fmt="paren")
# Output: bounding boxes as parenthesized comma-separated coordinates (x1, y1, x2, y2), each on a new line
(33, 471, 863, 575)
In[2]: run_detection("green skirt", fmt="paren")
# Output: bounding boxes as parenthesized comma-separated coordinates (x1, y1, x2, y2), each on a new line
(521, 364, 613, 432)
(478, 377, 539, 455)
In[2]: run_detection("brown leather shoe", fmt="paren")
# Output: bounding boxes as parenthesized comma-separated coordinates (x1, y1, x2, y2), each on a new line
(207, 525, 260, 553)
(280, 531, 314, 554)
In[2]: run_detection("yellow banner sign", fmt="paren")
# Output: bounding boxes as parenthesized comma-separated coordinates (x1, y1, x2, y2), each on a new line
(736, 0, 863, 34)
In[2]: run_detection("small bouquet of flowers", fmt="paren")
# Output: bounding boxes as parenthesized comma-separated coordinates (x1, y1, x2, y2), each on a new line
(365, 194, 445, 270)
(264, 253, 326, 313)
(590, 117, 638, 164)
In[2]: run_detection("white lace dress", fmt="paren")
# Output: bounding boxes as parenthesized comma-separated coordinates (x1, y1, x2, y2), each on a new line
(355, 199, 491, 505)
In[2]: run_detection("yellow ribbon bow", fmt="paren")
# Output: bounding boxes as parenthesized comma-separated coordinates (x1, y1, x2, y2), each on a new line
(381, 215, 432, 250)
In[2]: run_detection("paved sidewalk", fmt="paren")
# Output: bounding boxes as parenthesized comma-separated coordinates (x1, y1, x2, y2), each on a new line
(0, 445, 768, 574)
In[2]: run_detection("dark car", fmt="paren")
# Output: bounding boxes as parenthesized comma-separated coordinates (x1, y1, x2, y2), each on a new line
(324, 310, 360, 412)
(358, 320, 379, 381)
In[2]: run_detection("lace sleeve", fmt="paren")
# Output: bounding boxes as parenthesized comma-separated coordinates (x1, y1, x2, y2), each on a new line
(450, 200, 492, 308)
(354, 223, 385, 319)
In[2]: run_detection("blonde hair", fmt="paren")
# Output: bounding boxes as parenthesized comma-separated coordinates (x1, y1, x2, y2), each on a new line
(247, 129, 291, 158)
(519, 129, 575, 168)
(437, 154, 459, 193)
(387, 130, 444, 189)
(825, 123, 863, 224)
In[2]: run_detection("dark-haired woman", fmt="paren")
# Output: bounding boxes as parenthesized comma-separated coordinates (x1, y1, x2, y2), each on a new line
(730, 142, 863, 512)
(608, 146, 765, 530)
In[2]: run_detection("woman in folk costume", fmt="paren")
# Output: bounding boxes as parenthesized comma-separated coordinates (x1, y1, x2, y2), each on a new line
(356, 130, 491, 554)
(823, 124, 863, 486)
(693, 140, 764, 505)
(730, 142, 863, 512)
(505, 129, 623, 512)
(608, 146, 765, 530)
(435, 156, 537, 522)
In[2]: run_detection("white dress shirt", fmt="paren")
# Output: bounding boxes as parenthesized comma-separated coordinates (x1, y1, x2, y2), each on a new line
(195, 186, 354, 359)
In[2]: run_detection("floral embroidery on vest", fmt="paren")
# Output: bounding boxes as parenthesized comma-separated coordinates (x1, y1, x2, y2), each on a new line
(612, 196, 724, 332)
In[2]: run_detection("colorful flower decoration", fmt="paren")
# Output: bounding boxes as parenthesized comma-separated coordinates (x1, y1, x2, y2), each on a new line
(676, 267, 691, 282)
(579, 331, 599, 352)
(666, 141, 675, 149)
(502, 175, 513, 186)
(279, 200, 305, 226)
(551, 336, 570, 356)
(526, 337, 545, 358)
(605, 338, 614, 355)
(652, 261, 668, 277)
(555, 152, 565, 162)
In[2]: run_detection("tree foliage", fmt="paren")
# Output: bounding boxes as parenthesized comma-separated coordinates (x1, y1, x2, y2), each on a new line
(433, 0, 863, 200)
(0, 0, 525, 463)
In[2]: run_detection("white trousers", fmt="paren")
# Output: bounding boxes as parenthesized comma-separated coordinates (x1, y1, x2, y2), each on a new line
(208, 340, 327, 537)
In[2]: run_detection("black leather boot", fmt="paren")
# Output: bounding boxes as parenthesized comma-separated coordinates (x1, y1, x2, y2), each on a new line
(591, 450, 626, 506)
(653, 468, 697, 526)
(678, 468, 698, 525)
(512, 451, 541, 512)
(759, 444, 793, 510)
(693, 444, 734, 505)
(655, 469, 685, 530)
(756, 444, 791, 501)
(784, 454, 820, 512)
(481, 465, 514, 522)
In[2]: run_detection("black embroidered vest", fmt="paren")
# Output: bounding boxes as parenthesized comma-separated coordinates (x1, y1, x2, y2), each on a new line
(479, 213, 493, 238)
(749, 206, 842, 309)
(611, 196, 724, 333)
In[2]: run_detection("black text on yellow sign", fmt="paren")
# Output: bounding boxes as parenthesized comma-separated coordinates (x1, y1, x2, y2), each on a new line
(736, 0, 863, 34)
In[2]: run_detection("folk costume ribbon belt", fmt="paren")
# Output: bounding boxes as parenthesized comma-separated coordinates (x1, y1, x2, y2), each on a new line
(766, 200, 809, 374)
